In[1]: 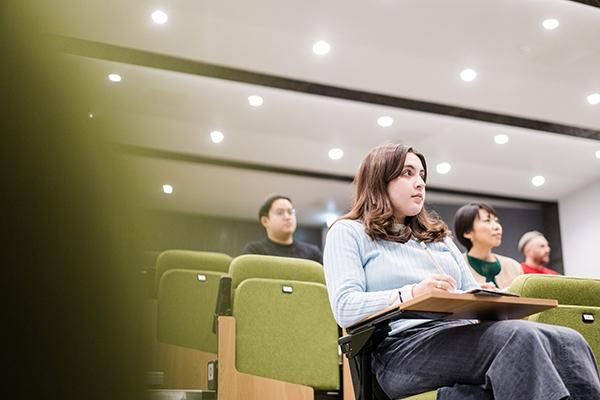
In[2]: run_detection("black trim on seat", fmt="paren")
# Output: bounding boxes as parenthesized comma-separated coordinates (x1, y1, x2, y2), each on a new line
(213, 276, 232, 334)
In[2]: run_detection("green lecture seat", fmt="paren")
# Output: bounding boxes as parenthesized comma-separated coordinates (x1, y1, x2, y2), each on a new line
(216, 254, 340, 400)
(156, 249, 232, 353)
(402, 392, 437, 400)
(509, 274, 600, 367)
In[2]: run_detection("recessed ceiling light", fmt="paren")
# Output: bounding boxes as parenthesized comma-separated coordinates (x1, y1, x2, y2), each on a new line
(312, 40, 331, 55)
(328, 147, 343, 160)
(248, 95, 264, 107)
(108, 73, 122, 82)
(531, 175, 545, 187)
(595, 150, 600, 159)
(88, 113, 94, 119)
(587, 93, 600, 105)
(210, 130, 224, 143)
(152, 10, 168, 25)
(162, 184, 173, 194)
(377, 116, 394, 127)
(494, 134, 509, 144)
(436, 162, 451, 174)
(542, 18, 559, 30)
(460, 69, 477, 82)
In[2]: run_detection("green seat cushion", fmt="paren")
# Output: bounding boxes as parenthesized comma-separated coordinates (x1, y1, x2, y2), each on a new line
(155, 250, 231, 294)
(401, 390, 437, 400)
(233, 278, 339, 390)
(157, 269, 225, 353)
(510, 275, 600, 307)
(527, 305, 599, 368)
(229, 254, 324, 290)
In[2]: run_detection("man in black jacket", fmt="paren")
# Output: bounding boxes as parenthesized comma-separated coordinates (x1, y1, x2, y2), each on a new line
(242, 194, 323, 263)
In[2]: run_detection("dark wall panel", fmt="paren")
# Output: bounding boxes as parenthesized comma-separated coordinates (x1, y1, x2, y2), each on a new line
(140, 209, 322, 266)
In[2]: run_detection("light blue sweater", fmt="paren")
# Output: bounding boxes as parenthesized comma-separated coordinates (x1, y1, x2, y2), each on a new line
(323, 219, 479, 335)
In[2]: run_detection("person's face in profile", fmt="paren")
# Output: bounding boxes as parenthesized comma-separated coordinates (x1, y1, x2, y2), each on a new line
(262, 198, 297, 237)
(386, 152, 426, 224)
(526, 236, 551, 264)
(465, 209, 503, 249)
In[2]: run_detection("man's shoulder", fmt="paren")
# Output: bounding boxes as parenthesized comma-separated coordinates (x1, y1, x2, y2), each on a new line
(292, 239, 319, 251)
(295, 239, 317, 248)
(294, 240, 323, 262)
(242, 239, 271, 254)
(520, 262, 560, 275)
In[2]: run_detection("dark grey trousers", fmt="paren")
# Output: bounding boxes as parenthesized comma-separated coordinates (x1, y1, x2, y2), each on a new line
(372, 319, 600, 400)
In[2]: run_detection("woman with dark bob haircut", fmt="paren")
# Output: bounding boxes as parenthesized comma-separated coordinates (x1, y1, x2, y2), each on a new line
(324, 143, 600, 399)
(453, 202, 523, 289)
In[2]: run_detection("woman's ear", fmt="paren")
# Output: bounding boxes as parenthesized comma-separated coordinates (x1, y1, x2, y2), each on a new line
(463, 230, 472, 240)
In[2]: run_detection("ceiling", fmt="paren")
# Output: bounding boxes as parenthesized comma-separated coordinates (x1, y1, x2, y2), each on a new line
(43, 0, 600, 225)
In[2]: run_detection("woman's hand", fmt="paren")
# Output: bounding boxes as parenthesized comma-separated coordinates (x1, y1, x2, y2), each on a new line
(480, 282, 497, 290)
(412, 274, 457, 297)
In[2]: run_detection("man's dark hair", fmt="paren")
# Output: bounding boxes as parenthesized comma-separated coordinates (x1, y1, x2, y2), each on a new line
(258, 194, 292, 220)
(453, 202, 498, 250)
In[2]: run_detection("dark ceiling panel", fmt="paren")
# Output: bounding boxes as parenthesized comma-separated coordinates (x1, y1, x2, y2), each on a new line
(56, 36, 600, 141)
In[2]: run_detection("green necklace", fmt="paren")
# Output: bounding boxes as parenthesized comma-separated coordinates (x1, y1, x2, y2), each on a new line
(467, 254, 501, 288)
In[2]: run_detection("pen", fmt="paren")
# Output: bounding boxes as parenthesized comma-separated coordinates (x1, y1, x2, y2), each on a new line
(420, 241, 447, 276)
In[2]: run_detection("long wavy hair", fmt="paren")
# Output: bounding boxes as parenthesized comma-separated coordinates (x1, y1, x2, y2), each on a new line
(340, 143, 449, 243)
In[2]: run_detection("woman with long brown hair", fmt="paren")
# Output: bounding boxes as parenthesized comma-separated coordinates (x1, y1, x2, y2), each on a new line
(324, 143, 599, 399)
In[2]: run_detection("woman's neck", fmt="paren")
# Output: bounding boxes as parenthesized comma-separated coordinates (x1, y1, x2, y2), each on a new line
(468, 244, 495, 262)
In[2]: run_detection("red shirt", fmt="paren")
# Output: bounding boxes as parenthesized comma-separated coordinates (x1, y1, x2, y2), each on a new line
(521, 263, 561, 275)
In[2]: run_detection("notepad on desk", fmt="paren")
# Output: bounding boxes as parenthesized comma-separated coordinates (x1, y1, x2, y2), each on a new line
(397, 291, 556, 321)
(456, 288, 520, 297)
(348, 291, 558, 331)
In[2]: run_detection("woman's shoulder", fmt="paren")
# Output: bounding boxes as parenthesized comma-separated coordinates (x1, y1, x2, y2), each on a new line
(329, 219, 366, 236)
(333, 218, 362, 226)
(439, 235, 461, 251)
(494, 254, 523, 271)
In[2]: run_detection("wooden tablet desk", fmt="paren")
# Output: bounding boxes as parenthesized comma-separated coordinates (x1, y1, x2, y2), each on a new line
(348, 291, 558, 333)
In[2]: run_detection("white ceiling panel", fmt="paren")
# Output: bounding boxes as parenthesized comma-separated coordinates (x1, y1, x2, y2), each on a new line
(43, 0, 600, 222)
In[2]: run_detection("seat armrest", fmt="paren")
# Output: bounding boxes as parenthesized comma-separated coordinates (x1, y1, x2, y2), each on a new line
(347, 307, 449, 335)
(340, 305, 451, 400)
(212, 275, 232, 333)
(340, 308, 450, 357)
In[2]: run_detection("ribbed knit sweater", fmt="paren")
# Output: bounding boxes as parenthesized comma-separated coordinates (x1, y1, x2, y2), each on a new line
(324, 219, 479, 335)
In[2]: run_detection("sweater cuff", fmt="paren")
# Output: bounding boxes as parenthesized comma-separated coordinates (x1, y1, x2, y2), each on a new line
(388, 284, 416, 305)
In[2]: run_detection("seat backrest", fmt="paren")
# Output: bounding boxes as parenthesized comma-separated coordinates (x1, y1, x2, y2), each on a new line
(156, 250, 232, 353)
(229, 254, 325, 289)
(509, 274, 600, 307)
(155, 249, 231, 295)
(228, 255, 339, 390)
(510, 274, 600, 367)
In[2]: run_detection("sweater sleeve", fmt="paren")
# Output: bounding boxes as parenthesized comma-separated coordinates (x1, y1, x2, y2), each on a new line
(504, 255, 524, 278)
(323, 220, 412, 328)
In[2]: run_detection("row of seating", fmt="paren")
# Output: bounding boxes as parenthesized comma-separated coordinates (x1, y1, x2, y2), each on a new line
(153, 249, 599, 400)
(154, 250, 342, 399)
